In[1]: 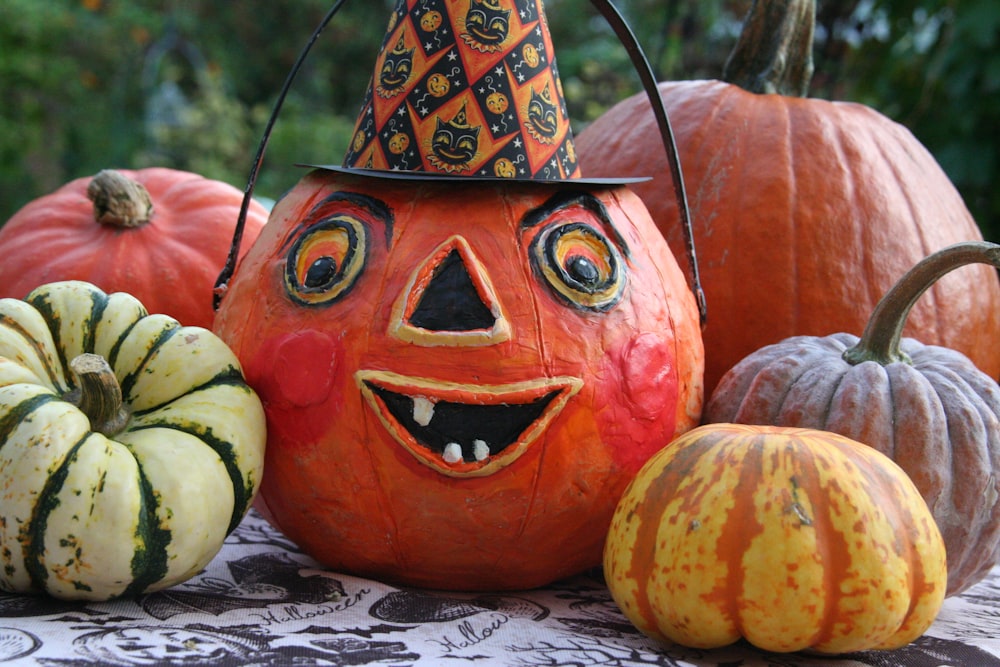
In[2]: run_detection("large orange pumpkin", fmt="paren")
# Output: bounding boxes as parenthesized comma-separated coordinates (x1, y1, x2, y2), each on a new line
(575, 0, 1000, 395)
(214, 170, 704, 590)
(0, 168, 268, 329)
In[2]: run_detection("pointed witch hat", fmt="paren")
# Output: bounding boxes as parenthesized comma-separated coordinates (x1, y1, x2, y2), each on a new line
(216, 0, 704, 318)
(307, 0, 677, 185)
(336, 0, 585, 181)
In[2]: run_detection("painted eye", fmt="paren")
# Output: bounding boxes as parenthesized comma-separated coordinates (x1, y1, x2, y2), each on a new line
(304, 256, 338, 287)
(457, 136, 476, 152)
(285, 215, 367, 306)
(531, 222, 625, 311)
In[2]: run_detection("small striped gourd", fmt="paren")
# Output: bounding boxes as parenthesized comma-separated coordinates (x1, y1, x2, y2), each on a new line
(604, 424, 947, 654)
(0, 281, 266, 600)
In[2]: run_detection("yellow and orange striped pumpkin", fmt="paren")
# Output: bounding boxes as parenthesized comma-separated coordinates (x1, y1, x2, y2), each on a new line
(604, 423, 947, 654)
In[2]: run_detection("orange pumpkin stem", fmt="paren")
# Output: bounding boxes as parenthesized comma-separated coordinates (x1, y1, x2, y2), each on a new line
(87, 169, 154, 228)
(722, 0, 815, 97)
(843, 241, 1000, 366)
(67, 353, 130, 436)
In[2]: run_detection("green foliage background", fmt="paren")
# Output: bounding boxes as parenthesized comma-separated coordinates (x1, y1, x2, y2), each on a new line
(1, 0, 996, 242)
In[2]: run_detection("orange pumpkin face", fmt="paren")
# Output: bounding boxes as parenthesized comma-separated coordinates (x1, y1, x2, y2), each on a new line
(214, 170, 703, 590)
(426, 73, 451, 97)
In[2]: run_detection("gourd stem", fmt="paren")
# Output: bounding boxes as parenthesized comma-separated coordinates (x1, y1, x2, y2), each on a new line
(843, 241, 1000, 366)
(722, 0, 815, 97)
(87, 169, 154, 228)
(68, 353, 130, 437)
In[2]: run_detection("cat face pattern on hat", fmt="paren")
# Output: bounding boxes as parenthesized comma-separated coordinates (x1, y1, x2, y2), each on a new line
(344, 0, 581, 180)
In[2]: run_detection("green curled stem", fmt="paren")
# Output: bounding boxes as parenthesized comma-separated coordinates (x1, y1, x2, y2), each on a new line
(842, 241, 1000, 366)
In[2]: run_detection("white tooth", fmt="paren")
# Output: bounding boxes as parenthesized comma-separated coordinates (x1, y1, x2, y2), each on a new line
(473, 439, 490, 462)
(412, 396, 435, 427)
(443, 442, 463, 464)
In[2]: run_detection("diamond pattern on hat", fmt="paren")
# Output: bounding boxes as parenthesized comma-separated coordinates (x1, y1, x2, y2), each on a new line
(344, 0, 581, 180)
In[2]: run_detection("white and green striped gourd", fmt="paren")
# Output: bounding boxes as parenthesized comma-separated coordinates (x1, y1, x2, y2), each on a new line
(0, 281, 265, 600)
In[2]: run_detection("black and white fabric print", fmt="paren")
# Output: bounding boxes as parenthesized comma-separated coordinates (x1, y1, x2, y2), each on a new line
(140, 552, 347, 620)
(368, 589, 548, 624)
(0, 627, 41, 662)
(0, 509, 994, 666)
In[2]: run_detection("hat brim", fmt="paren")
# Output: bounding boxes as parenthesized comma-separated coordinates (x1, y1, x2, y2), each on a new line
(301, 164, 650, 185)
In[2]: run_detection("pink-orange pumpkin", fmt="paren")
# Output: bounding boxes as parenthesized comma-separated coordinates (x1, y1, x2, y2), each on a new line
(0, 168, 268, 329)
(214, 170, 704, 590)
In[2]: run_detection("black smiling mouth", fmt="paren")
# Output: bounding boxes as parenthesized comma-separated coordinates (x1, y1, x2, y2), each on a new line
(366, 383, 557, 464)
(356, 370, 583, 477)
(529, 117, 556, 135)
(469, 27, 504, 44)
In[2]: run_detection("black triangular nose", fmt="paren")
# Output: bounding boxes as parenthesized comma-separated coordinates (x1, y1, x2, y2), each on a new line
(407, 249, 496, 332)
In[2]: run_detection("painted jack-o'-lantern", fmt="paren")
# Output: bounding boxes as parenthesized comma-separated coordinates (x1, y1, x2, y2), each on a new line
(213, 0, 704, 591)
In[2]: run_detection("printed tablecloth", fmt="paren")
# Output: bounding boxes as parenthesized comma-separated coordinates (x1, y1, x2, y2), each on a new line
(1, 509, 997, 666)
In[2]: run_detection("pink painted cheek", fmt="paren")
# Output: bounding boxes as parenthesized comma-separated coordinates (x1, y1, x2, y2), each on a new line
(622, 332, 678, 422)
(249, 330, 340, 409)
(275, 331, 340, 407)
(245, 330, 345, 452)
(594, 331, 679, 471)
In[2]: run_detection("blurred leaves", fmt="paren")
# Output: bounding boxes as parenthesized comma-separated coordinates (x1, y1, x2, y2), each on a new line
(0, 0, 996, 241)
